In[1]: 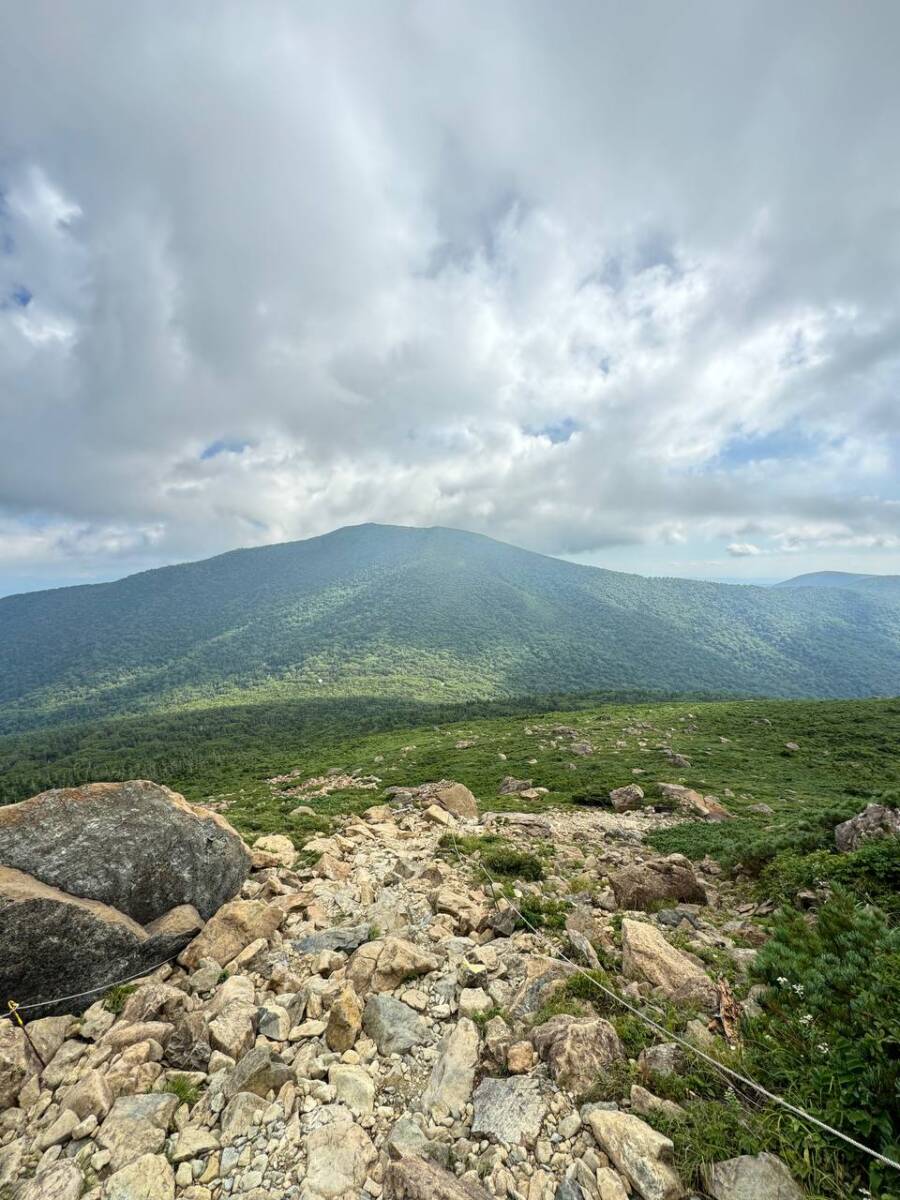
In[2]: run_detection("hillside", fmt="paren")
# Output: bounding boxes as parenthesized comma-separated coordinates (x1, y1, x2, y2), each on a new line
(4, 695, 898, 1200)
(2, 524, 899, 734)
(776, 570, 900, 603)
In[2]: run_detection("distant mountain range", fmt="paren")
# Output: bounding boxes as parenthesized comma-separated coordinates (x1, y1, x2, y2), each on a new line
(1, 524, 898, 734)
(775, 570, 900, 603)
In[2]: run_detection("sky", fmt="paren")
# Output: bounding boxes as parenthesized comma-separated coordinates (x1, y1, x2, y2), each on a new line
(1, 1, 899, 597)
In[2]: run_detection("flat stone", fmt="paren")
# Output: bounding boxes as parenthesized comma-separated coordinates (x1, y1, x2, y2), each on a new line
(587, 1109, 684, 1200)
(305, 1117, 377, 1198)
(363, 994, 432, 1055)
(16, 1160, 84, 1200)
(471, 1076, 548, 1145)
(421, 1018, 479, 1119)
(104, 1152, 175, 1200)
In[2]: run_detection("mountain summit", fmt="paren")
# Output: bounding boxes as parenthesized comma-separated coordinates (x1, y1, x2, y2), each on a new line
(1, 523, 898, 733)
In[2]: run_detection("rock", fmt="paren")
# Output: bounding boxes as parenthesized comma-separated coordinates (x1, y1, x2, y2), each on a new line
(329, 1063, 375, 1115)
(702, 1152, 804, 1199)
(60, 1068, 113, 1120)
(458, 986, 492, 1019)
(835, 803, 900, 852)
(165, 1010, 212, 1071)
(347, 937, 438, 995)
(587, 1109, 684, 1200)
(596, 1168, 630, 1200)
(221, 1091, 267, 1141)
(0, 780, 250, 922)
(0, 867, 164, 1014)
(293, 924, 371, 955)
(325, 985, 363, 1051)
(630, 1085, 686, 1123)
(96, 1093, 179, 1171)
(609, 785, 644, 812)
(363, 994, 431, 1055)
(482, 811, 552, 837)
(104, 1152, 175, 1200)
(425, 803, 454, 827)
(531, 1015, 625, 1094)
(171, 1127, 220, 1163)
(508, 956, 577, 1019)
(386, 1154, 492, 1198)
(638, 1043, 684, 1078)
(506, 1040, 535, 1073)
(658, 785, 731, 821)
(208, 998, 258, 1059)
(621, 919, 716, 1010)
(609, 857, 707, 911)
(16, 1160, 84, 1200)
(252, 833, 297, 868)
(179, 899, 283, 968)
(223, 1045, 291, 1098)
(0, 1020, 40, 1106)
(23, 1014, 72, 1062)
(471, 1075, 548, 1145)
(143, 903, 204, 943)
(499, 777, 533, 796)
(432, 782, 479, 819)
(422, 1018, 479, 1118)
(35, 1107, 79, 1150)
(305, 1118, 376, 1198)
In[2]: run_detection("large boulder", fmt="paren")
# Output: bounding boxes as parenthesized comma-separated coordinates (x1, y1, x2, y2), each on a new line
(702, 1152, 804, 1199)
(530, 1014, 625, 1094)
(658, 784, 732, 821)
(621, 918, 716, 1010)
(470, 1075, 547, 1145)
(835, 803, 900, 852)
(0, 780, 250, 922)
(610, 856, 707, 911)
(0, 1018, 41, 1106)
(0, 867, 196, 1013)
(179, 899, 282, 969)
(587, 1109, 684, 1200)
(387, 1154, 491, 1199)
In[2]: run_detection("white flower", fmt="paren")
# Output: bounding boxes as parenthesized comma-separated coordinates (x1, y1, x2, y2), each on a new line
(792, 983, 805, 996)
(799, 1013, 813, 1026)
(817, 1043, 829, 1055)
(776, 976, 789, 986)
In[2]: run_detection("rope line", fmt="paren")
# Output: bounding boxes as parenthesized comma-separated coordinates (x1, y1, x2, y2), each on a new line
(448, 824, 900, 1175)
(2, 953, 181, 1018)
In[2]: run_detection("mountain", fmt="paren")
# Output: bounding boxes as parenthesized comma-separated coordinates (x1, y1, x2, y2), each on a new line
(1, 523, 898, 734)
(775, 570, 900, 603)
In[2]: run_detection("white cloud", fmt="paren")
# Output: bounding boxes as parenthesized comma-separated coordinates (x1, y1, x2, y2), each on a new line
(1, 1, 899, 591)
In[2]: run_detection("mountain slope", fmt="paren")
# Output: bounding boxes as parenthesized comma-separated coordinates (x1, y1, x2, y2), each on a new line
(1, 523, 899, 733)
(776, 570, 900, 603)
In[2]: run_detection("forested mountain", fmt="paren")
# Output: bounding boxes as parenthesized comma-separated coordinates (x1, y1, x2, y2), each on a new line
(775, 570, 900, 603)
(2, 523, 898, 734)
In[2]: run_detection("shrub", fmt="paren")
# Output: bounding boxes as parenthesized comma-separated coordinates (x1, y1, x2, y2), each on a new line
(745, 890, 900, 1196)
(480, 844, 544, 881)
(164, 1074, 201, 1107)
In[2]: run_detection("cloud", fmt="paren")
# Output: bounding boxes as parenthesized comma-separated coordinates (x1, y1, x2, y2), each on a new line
(1, 1, 899, 590)
(727, 543, 762, 558)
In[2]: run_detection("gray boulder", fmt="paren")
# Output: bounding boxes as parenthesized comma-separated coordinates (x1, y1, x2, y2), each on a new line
(363, 994, 432, 1055)
(702, 1152, 804, 1199)
(0, 866, 197, 1014)
(610, 856, 707, 911)
(0, 780, 250, 923)
(835, 803, 900, 852)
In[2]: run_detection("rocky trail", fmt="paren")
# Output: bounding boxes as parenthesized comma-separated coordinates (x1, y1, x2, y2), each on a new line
(0, 775, 813, 1200)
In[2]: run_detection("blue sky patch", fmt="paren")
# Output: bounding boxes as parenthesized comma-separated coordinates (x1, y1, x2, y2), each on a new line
(200, 438, 252, 460)
(525, 417, 579, 444)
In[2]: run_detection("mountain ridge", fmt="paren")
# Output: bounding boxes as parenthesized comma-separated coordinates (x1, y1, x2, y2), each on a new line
(2, 522, 898, 733)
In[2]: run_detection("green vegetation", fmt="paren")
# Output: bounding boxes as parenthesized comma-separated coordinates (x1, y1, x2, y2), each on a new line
(2, 524, 899, 738)
(163, 1074, 201, 1107)
(438, 832, 545, 881)
(101, 983, 137, 1014)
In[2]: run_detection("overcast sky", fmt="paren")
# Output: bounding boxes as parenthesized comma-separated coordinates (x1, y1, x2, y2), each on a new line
(1, 1, 899, 596)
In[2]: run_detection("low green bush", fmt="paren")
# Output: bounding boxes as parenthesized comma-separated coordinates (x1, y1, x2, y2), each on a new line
(744, 890, 900, 1197)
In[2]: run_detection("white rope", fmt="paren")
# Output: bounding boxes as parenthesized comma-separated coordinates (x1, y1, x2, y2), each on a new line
(448, 824, 900, 1175)
(2, 953, 181, 1018)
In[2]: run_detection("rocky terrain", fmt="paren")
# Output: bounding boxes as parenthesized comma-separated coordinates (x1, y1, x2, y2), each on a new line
(4, 772, 883, 1200)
